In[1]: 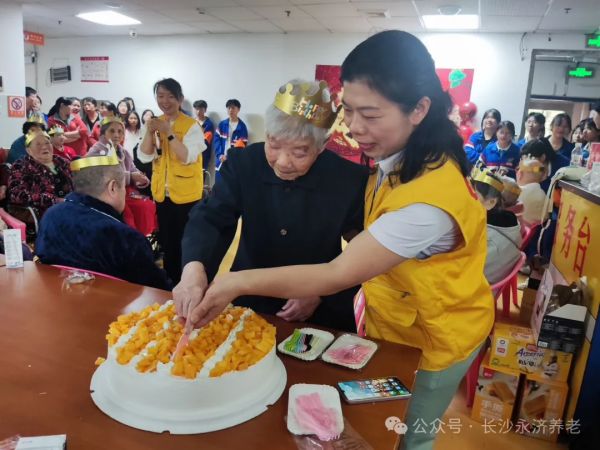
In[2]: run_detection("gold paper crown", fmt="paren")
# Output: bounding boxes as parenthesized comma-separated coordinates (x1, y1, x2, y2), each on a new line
(519, 157, 546, 173)
(273, 81, 336, 129)
(26, 114, 46, 125)
(472, 167, 504, 193)
(100, 116, 124, 127)
(70, 154, 120, 172)
(48, 125, 65, 136)
(25, 130, 50, 147)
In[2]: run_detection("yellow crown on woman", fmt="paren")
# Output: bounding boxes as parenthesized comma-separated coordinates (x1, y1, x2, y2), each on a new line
(100, 116, 124, 127)
(25, 130, 50, 146)
(273, 81, 336, 129)
(471, 167, 504, 192)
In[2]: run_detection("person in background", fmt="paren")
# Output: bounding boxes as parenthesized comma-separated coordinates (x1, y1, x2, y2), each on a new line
(214, 99, 248, 171)
(582, 118, 599, 161)
(180, 31, 494, 450)
(7, 117, 46, 164)
(8, 130, 73, 217)
(117, 99, 131, 123)
(541, 114, 573, 192)
(68, 97, 82, 117)
(517, 148, 549, 227)
(478, 120, 520, 178)
(87, 117, 149, 190)
(35, 155, 170, 290)
(141, 109, 155, 129)
(176, 79, 367, 331)
(82, 97, 101, 134)
(31, 94, 48, 125)
(25, 86, 38, 119)
(472, 169, 521, 285)
(518, 112, 545, 148)
(48, 126, 77, 161)
(47, 97, 89, 156)
(193, 100, 214, 171)
(92, 101, 118, 145)
(465, 108, 501, 164)
(138, 78, 205, 283)
(570, 120, 586, 146)
(591, 102, 600, 130)
(122, 96, 136, 112)
(124, 111, 142, 158)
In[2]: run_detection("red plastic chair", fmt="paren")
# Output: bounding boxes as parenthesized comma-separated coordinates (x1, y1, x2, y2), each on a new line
(490, 251, 526, 317)
(0, 207, 27, 241)
(465, 252, 527, 407)
(51, 264, 125, 281)
(520, 223, 541, 251)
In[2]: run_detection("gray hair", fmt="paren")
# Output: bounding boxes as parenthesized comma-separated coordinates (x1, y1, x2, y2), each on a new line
(73, 164, 125, 198)
(265, 79, 331, 148)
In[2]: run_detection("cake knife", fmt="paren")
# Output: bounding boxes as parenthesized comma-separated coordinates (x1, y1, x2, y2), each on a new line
(172, 319, 191, 361)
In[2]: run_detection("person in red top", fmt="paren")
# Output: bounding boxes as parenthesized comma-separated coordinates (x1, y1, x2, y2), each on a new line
(48, 126, 78, 161)
(47, 97, 89, 156)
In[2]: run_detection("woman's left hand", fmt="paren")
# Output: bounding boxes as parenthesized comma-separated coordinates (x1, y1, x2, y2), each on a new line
(276, 297, 321, 322)
(189, 272, 243, 328)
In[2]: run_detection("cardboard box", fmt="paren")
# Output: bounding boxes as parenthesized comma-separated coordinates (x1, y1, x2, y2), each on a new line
(516, 377, 568, 442)
(489, 323, 572, 383)
(519, 288, 537, 323)
(530, 270, 587, 353)
(471, 351, 520, 424)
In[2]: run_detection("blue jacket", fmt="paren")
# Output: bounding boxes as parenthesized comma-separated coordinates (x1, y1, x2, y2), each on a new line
(35, 192, 171, 290)
(479, 141, 521, 178)
(465, 130, 497, 164)
(200, 117, 215, 170)
(214, 118, 248, 170)
(7, 136, 27, 164)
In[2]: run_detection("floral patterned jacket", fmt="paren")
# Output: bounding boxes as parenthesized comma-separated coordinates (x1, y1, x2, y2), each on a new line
(8, 155, 73, 216)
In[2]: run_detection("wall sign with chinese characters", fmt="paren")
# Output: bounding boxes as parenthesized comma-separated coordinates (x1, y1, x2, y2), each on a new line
(81, 56, 109, 83)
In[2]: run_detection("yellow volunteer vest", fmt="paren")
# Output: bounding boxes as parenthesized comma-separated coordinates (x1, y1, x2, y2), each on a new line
(363, 160, 494, 371)
(151, 112, 203, 204)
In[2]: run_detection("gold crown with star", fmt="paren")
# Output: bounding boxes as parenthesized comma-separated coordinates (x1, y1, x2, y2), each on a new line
(273, 81, 336, 129)
(25, 130, 50, 147)
(471, 166, 504, 193)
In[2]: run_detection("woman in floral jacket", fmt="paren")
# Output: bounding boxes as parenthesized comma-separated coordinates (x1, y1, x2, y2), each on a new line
(8, 131, 73, 217)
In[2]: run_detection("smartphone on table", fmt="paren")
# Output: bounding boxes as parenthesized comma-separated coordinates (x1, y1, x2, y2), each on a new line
(338, 376, 411, 404)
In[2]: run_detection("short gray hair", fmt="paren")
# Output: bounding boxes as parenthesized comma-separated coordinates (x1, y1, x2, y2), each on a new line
(73, 164, 125, 197)
(265, 79, 331, 148)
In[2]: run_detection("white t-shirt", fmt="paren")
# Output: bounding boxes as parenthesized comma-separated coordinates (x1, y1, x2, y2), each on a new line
(137, 121, 206, 165)
(367, 152, 461, 259)
(518, 182, 546, 225)
(226, 120, 239, 152)
(123, 129, 140, 158)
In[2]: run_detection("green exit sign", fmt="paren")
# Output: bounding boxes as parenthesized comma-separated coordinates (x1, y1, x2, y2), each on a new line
(585, 34, 600, 48)
(568, 67, 595, 78)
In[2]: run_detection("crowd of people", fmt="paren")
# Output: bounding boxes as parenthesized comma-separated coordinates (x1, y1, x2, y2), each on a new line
(2, 30, 600, 450)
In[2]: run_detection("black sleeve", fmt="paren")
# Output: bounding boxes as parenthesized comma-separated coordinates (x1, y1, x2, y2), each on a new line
(121, 231, 172, 290)
(342, 166, 369, 236)
(181, 152, 243, 281)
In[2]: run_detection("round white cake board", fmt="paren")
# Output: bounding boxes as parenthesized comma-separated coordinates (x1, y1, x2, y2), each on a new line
(90, 357, 287, 434)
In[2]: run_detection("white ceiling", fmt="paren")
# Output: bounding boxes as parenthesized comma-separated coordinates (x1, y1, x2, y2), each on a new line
(16, 0, 600, 37)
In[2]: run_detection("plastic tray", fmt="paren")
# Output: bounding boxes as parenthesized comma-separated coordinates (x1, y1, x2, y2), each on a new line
(321, 334, 378, 370)
(277, 328, 334, 361)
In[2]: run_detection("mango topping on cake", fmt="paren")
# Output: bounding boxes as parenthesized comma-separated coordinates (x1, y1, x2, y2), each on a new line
(100, 302, 276, 380)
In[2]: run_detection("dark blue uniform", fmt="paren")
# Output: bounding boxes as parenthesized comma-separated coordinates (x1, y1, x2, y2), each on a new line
(36, 192, 170, 290)
(182, 143, 368, 331)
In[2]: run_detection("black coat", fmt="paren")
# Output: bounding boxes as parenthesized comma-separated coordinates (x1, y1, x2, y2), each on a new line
(182, 142, 368, 331)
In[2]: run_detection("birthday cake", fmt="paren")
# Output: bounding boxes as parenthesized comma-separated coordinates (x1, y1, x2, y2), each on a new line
(90, 301, 287, 434)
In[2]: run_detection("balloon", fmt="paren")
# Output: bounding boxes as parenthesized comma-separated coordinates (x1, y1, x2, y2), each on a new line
(459, 124, 473, 143)
(459, 102, 478, 123)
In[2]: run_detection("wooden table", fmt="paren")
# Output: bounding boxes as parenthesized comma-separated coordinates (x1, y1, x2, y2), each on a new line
(0, 263, 421, 449)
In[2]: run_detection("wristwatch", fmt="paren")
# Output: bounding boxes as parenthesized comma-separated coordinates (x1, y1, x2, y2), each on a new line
(167, 134, 175, 141)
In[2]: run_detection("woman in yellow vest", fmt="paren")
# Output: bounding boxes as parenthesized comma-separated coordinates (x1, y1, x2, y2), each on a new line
(180, 31, 494, 450)
(138, 78, 205, 283)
